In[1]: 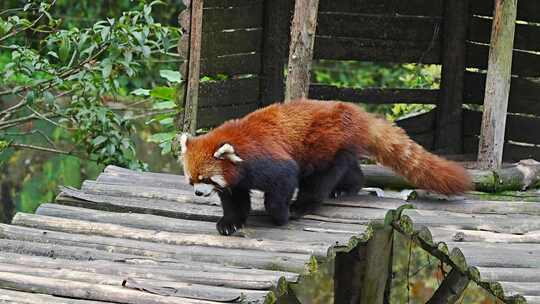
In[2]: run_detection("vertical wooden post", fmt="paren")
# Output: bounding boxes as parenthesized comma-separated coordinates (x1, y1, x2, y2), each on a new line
(477, 0, 518, 169)
(259, 0, 293, 107)
(360, 226, 393, 303)
(435, 0, 470, 154)
(284, 0, 319, 101)
(181, 0, 204, 135)
(334, 244, 368, 304)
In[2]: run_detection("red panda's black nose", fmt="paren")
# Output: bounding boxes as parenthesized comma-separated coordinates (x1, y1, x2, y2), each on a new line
(195, 190, 203, 196)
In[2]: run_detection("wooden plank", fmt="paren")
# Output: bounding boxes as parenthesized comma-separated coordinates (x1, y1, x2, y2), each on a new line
(182, 0, 204, 134)
(477, 0, 518, 170)
(57, 187, 224, 221)
(471, 0, 540, 22)
(0, 288, 110, 304)
(477, 267, 540, 283)
(259, 0, 293, 107)
(11, 213, 329, 257)
(0, 238, 141, 262)
(334, 244, 367, 303)
(36, 203, 351, 244)
(308, 85, 439, 104)
(469, 16, 540, 52)
(360, 227, 393, 303)
(202, 5, 263, 33)
(0, 263, 268, 303)
(317, 13, 442, 42)
(0, 224, 310, 272)
(197, 103, 258, 128)
(314, 37, 441, 63)
(395, 110, 435, 134)
(464, 136, 540, 162)
(199, 78, 260, 107)
(434, 0, 469, 153)
(499, 282, 540, 297)
(201, 29, 262, 58)
(318, 0, 444, 16)
(0, 272, 218, 304)
(428, 227, 540, 243)
(203, 0, 262, 8)
(199, 53, 261, 76)
(285, 0, 320, 101)
(0, 251, 298, 290)
(464, 109, 540, 145)
(463, 71, 540, 116)
(444, 242, 540, 268)
(426, 268, 470, 304)
(466, 43, 540, 77)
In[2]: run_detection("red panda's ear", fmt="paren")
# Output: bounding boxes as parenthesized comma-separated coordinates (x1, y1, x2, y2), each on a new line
(178, 133, 190, 155)
(214, 143, 243, 163)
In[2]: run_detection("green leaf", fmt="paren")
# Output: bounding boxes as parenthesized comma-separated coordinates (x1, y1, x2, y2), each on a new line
(131, 88, 150, 96)
(150, 86, 175, 100)
(159, 70, 182, 83)
(25, 91, 35, 105)
(148, 132, 175, 143)
(159, 117, 174, 125)
(152, 101, 176, 110)
(92, 135, 107, 146)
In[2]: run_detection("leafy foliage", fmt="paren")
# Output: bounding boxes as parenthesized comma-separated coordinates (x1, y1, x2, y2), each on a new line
(0, 0, 179, 169)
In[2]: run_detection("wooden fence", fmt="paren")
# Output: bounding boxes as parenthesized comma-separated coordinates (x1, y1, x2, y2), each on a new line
(179, 0, 540, 160)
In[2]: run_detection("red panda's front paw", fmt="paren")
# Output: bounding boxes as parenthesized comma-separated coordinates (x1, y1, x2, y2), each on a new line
(216, 217, 244, 236)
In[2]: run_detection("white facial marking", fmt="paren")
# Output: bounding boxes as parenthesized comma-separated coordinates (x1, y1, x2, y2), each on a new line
(179, 133, 190, 154)
(210, 175, 228, 188)
(194, 183, 215, 197)
(214, 143, 243, 163)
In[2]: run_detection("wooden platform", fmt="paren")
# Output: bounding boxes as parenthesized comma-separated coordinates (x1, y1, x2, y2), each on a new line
(0, 165, 539, 303)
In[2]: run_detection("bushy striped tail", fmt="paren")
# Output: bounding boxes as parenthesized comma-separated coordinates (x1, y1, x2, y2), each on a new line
(362, 113, 472, 195)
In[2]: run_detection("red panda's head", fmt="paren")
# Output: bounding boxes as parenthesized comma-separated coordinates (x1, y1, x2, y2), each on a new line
(178, 133, 242, 197)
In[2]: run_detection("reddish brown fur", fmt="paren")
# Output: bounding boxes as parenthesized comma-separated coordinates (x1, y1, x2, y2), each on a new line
(183, 99, 472, 194)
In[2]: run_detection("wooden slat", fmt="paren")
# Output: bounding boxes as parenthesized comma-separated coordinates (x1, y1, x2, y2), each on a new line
(11, 213, 328, 257)
(0, 224, 310, 272)
(199, 53, 261, 76)
(314, 37, 441, 63)
(395, 110, 435, 134)
(469, 16, 540, 52)
(308, 85, 439, 104)
(0, 288, 109, 304)
(259, 0, 293, 107)
(202, 5, 263, 33)
(198, 78, 260, 107)
(203, 0, 263, 8)
(434, 0, 469, 153)
(466, 43, 540, 77)
(317, 13, 442, 42)
(464, 110, 540, 146)
(463, 71, 540, 116)
(464, 135, 540, 162)
(318, 0, 443, 16)
(0, 251, 297, 290)
(201, 29, 262, 58)
(197, 103, 258, 128)
(470, 0, 540, 22)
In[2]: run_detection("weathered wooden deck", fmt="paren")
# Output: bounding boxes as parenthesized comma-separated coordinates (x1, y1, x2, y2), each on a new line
(0, 165, 539, 303)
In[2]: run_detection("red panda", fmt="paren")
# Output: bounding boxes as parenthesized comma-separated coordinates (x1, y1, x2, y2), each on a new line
(179, 99, 472, 235)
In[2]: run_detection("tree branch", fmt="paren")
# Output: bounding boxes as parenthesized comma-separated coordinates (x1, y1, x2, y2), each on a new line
(8, 143, 95, 161)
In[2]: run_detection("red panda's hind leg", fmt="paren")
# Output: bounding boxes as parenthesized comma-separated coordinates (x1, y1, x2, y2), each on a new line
(216, 188, 251, 236)
(290, 150, 357, 219)
(330, 161, 364, 198)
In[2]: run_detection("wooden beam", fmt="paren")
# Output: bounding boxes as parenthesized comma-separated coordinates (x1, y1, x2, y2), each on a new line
(435, 0, 469, 153)
(285, 0, 319, 101)
(477, 0, 518, 169)
(181, 0, 204, 134)
(333, 244, 367, 304)
(259, 0, 292, 107)
(426, 268, 471, 304)
(360, 226, 393, 303)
